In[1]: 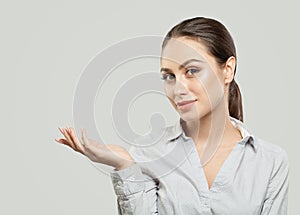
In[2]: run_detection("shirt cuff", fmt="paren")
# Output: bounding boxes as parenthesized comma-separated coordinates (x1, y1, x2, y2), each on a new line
(110, 163, 146, 196)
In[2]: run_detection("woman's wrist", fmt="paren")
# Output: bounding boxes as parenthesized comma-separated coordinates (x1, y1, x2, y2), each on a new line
(115, 160, 135, 171)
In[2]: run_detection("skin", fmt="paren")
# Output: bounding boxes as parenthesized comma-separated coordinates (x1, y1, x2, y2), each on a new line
(55, 36, 243, 188)
(55, 127, 134, 170)
(160, 37, 243, 188)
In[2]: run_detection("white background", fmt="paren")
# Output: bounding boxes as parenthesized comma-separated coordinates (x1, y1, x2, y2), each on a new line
(3, 0, 299, 214)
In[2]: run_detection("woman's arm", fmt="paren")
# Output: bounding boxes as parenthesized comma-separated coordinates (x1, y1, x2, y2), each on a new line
(261, 149, 289, 215)
(111, 163, 158, 215)
(55, 127, 134, 169)
(55, 127, 159, 214)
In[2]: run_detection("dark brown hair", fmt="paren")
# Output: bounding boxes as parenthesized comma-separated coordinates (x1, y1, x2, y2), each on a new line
(162, 17, 243, 122)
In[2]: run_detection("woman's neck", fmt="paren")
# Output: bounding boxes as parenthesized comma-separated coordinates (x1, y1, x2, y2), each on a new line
(181, 99, 242, 163)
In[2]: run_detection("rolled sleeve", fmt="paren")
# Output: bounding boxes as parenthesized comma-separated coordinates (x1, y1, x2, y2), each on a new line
(111, 163, 146, 196)
(110, 163, 158, 215)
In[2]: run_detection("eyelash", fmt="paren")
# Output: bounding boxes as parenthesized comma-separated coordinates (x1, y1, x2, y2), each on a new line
(161, 74, 175, 81)
(161, 68, 200, 81)
(186, 68, 200, 75)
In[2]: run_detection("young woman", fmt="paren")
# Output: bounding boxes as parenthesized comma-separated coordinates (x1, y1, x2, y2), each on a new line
(55, 17, 289, 214)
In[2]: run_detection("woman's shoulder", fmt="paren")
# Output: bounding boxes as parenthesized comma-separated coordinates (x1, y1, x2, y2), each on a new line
(255, 136, 287, 154)
(253, 135, 289, 166)
(232, 116, 288, 162)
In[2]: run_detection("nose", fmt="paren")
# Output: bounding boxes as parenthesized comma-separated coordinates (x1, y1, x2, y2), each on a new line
(174, 79, 188, 96)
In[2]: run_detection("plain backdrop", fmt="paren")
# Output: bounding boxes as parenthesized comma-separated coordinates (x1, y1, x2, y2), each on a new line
(3, 0, 300, 214)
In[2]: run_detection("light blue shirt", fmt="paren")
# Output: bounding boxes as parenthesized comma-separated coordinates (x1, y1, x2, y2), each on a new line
(110, 116, 289, 214)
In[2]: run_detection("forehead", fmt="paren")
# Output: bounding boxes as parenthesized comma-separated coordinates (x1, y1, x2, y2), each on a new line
(161, 37, 210, 65)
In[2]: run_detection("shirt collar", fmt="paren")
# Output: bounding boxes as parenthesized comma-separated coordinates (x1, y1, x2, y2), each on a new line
(166, 116, 257, 152)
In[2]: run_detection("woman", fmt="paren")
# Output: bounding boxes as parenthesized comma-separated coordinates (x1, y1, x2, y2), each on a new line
(55, 17, 289, 214)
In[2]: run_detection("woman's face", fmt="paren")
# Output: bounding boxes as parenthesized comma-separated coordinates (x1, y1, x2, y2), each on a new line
(160, 37, 231, 122)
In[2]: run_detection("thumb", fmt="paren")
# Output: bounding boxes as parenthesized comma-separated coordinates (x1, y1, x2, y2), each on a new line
(81, 128, 89, 145)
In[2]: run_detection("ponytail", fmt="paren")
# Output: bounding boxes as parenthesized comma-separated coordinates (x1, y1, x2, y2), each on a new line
(228, 79, 243, 122)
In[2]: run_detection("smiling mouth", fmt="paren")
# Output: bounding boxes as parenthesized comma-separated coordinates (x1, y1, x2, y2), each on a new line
(176, 99, 197, 106)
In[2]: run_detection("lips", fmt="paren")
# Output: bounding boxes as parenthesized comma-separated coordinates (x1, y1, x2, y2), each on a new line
(176, 99, 197, 106)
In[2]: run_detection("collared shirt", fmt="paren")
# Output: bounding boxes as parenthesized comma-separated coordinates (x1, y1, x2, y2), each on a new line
(110, 116, 289, 215)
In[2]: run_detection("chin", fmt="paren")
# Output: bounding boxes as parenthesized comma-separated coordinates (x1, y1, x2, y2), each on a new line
(179, 107, 210, 122)
(179, 111, 200, 122)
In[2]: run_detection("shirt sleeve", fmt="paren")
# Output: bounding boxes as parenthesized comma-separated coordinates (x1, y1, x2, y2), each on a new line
(261, 148, 289, 215)
(110, 162, 158, 215)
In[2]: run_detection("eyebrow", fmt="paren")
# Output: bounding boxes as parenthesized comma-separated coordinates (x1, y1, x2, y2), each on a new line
(160, 58, 204, 73)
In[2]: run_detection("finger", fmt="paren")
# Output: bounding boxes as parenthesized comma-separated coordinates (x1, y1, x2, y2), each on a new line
(58, 127, 65, 135)
(69, 127, 85, 154)
(55, 138, 83, 154)
(58, 127, 70, 143)
(59, 127, 76, 149)
(81, 128, 90, 147)
(55, 138, 71, 146)
(81, 128, 87, 143)
(64, 127, 84, 153)
(62, 127, 72, 142)
(66, 125, 71, 133)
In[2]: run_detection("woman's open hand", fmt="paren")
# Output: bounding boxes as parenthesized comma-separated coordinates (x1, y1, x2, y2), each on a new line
(55, 126, 134, 170)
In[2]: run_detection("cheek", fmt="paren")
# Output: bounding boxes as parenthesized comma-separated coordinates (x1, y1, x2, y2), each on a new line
(164, 84, 176, 106)
(164, 84, 173, 98)
(191, 82, 211, 112)
(193, 71, 224, 109)
(201, 73, 224, 107)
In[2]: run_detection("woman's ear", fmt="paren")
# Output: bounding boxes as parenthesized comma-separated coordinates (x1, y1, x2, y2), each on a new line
(223, 56, 236, 85)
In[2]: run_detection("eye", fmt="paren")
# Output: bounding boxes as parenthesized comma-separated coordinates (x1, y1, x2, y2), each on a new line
(161, 73, 175, 81)
(186, 68, 200, 76)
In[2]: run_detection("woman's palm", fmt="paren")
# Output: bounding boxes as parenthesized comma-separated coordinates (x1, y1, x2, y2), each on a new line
(55, 127, 133, 170)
